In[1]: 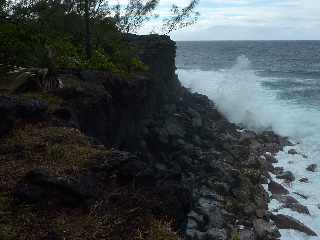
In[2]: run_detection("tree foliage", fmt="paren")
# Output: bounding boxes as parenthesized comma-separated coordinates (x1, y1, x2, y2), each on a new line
(0, 0, 199, 73)
(114, 0, 159, 34)
(162, 0, 199, 34)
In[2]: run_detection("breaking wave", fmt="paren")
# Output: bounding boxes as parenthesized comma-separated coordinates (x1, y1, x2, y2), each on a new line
(178, 55, 320, 239)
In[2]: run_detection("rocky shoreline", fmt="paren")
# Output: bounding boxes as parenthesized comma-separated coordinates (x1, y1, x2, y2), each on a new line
(0, 35, 317, 239)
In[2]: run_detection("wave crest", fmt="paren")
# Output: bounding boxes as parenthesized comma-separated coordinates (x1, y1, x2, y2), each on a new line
(178, 55, 320, 139)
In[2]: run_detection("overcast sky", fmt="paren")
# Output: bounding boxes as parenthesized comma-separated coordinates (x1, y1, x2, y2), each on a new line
(137, 0, 320, 40)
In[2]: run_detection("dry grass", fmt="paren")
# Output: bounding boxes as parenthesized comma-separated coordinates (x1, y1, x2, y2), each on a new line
(0, 192, 182, 240)
(141, 218, 182, 240)
(0, 123, 111, 190)
(0, 123, 182, 240)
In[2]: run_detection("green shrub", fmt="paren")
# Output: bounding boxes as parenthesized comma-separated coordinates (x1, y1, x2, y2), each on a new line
(46, 37, 84, 69)
(131, 57, 149, 72)
(84, 50, 119, 72)
(0, 21, 148, 76)
(0, 23, 46, 66)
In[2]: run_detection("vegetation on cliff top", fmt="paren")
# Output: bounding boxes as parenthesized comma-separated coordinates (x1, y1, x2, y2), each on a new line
(0, 0, 199, 75)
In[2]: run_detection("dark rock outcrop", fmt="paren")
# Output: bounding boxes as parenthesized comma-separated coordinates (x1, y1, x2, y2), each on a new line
(14, 169, 93, 207)
(299, 177, 309, 183)
(306, 164, 317, 172)
(253, 218, 281, 239)
(272, 194, 310, 215)
(288, 149, 298, 155)
(271, 214, 317, 236)
(276, 171, 295, 182)
(0, 95, 47, 136)
(268, 181, 289, 195)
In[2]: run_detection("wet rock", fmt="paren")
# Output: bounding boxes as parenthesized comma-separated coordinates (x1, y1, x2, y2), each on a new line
(255, 192, 269, 210)
(261, 175, 269, 184)
(185, 229, 202, 239)
(239, 228, 255, 240)
(211, 182, 230, 195)
(262, 152, 278, 164)
(186, 228, 227, 240)
(299, 177, 309, 183)
(293, 192, 308, 200)
(255, 209, 266, 218)
(276, 171, 295, 182)
(272, 167, 284, 175)
(253, 218, 281, 239)
(271, 214, 317, 236)
(244, 203, 256, 216)
(188, 210, 205, 226)
(288, 149, 298, 155)
(165, 119, 185, 137)
(239, 130, 258, 145)
(272, 194, 310, 215)
(268, 181, 289, 195)
(153, 127, 169, 144)
(187, 107, 203, 128)
(306, 164, 317, 172)
(204, 228, 227, 240)
(187, 218, 198, 230)
(197, 198, 224, 230)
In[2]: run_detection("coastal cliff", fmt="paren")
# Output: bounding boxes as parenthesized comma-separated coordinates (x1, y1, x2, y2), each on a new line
(0, 35, 314, 240)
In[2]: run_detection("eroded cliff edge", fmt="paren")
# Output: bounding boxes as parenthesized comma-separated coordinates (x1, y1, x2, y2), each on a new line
(0, 35, 301, 240)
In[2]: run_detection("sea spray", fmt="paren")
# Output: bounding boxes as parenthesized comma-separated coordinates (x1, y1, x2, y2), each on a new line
(178, 56, 320, 139)
(178, 55, 320, 239)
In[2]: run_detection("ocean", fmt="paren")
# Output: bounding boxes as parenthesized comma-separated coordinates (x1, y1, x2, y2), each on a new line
(176, 41, 320, 240)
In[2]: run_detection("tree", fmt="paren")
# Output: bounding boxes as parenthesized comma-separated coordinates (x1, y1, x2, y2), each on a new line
(113, 0, 159, 34)
(0, 0, 6, 21)
(112, 0, 199, 35)
(162, 0, 199, 34)
(84, 0, 92, 58)
(0, 0, 199, 70)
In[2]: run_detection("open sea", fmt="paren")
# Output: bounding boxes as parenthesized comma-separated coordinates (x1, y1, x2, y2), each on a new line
(176, 41, 320, 240)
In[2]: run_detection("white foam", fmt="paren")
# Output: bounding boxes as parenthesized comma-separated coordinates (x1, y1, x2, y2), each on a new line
(177, 56, 320, 239)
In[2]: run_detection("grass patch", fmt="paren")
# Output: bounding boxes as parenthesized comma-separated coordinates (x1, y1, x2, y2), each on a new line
(143, 218, 182, 240)
(0, 123, 111, 190)
(0, 190, 181, 240)
(0, 123, 182, 240)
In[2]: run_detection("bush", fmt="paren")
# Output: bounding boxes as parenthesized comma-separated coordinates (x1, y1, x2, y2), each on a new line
(46, 37, 84, 69)
(84, 50, 120, 72)
(0, 16, 148, 76)
(131, 56, 149, 72)
(0, 23, 46, 66)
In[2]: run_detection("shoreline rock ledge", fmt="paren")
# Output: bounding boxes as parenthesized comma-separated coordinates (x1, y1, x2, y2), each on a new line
(0, 34, 317, 239)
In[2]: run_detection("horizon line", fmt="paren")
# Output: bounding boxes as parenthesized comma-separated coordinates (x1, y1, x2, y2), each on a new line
(174, 39, 320, 42)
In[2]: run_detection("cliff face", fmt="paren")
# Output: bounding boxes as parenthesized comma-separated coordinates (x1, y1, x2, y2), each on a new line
(62, 35, 181, 151)
(0, 35, 294, 240)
